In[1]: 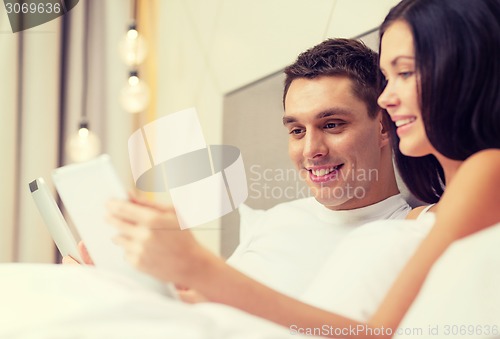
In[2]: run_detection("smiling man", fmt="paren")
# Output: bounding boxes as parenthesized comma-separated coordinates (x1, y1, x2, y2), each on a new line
(225, 38, 411, 298)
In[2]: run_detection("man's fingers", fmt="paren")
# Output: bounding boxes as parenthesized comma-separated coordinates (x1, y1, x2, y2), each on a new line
(128, 192, 175, 213)
(106, 214, 139, 237)
(107, 199, 179, 231)
(112, 234, 144, 263)
(107, 199, 156, 224)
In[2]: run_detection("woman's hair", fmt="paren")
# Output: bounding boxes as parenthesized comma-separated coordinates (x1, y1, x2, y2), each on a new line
(379, 0, 500, 203)
(283, 38, 381, 118)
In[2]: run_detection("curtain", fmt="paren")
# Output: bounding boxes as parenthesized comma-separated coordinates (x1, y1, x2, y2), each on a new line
(0, 7, 19, 262)
(0, 0, 132, 263)
(0, 7, 61, 263)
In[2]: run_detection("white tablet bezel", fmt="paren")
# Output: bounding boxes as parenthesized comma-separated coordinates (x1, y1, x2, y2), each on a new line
(29, 177, 83, 263)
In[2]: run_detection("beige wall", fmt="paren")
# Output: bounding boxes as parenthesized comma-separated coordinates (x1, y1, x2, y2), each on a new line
(156, 0, 400, 253)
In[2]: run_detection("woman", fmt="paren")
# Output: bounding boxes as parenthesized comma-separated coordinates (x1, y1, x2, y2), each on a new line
(368, 0, 500, 332)
(108, 0, 500, 336)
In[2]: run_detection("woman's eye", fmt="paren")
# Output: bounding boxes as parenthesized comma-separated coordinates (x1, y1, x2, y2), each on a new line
(399, 71, 414, 79)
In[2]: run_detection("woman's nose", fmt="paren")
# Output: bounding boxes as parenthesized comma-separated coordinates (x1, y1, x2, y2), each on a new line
(378, 81, 399, 110)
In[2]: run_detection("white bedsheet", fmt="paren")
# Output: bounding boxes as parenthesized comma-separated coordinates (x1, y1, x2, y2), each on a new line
(4, 221, 498, 339)
(0, 264, 309, 339)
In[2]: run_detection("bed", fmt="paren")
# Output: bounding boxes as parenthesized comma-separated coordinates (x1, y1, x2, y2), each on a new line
(0, 264, 303, 339)
(1, 222, 499, 339)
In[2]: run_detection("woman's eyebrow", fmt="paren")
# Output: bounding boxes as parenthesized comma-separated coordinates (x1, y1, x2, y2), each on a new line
(391, 55, 415, 66)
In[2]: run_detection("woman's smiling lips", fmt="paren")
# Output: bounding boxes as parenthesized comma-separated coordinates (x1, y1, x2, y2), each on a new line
(392, 115, 416, 136)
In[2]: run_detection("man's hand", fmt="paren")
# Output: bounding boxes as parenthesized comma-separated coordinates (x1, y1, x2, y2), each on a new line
(106, 196, 208, 286)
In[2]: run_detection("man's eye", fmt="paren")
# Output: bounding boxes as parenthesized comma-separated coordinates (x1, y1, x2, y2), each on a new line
(289, 128, 304, 135)
(324, 123, 338, 129)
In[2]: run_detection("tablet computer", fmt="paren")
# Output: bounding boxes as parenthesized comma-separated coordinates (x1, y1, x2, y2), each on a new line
(52, 154, 177, 298)
(29, 177, 83, 263)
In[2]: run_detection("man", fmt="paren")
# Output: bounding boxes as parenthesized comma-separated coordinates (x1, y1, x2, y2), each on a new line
(104, 38, 413, 308)
(225, 38, 409, 298)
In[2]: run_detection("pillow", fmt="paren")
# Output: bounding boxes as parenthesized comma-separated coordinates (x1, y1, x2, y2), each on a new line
(394, 222, 500, 338)
(300, 216, 434, 322)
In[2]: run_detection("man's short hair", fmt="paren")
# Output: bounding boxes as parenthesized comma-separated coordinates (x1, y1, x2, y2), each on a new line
(283, 38, 380, 118)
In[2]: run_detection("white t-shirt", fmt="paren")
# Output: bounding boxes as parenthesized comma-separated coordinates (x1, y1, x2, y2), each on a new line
(227, 194, 410, 298)
(300, 213, 435, 322)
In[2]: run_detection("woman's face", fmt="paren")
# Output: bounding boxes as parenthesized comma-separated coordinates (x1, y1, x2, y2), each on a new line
(378, 20, 434, 157)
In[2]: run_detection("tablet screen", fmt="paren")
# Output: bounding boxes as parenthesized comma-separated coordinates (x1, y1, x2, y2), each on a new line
(52, 154, 177, 298)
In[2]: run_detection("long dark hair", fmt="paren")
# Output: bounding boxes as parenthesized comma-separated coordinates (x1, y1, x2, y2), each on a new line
(380, 0, 500, 203)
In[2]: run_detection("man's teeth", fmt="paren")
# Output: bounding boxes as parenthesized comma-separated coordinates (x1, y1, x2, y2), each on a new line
(395, 117, 416, 127)
(311, 166, 339, 176)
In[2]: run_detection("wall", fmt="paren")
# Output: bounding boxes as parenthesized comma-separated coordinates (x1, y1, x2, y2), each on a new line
(155, 0, 400, 254)
(0, 0, 401, 261)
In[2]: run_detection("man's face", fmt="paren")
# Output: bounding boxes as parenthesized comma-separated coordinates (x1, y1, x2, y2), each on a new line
(284, 75, 388, 210)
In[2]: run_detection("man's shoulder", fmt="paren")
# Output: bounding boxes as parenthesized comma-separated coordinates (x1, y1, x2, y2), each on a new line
(374, 194, 412, 220)
(265, 197, 318, 215)
(237, 198, 317, 239)
(243, 198, 321, 231)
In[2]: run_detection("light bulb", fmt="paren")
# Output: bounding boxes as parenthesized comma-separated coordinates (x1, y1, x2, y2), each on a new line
(120, 72, 150, 113)
(66, 123, 101, 163)
(119, 24, 148, 66)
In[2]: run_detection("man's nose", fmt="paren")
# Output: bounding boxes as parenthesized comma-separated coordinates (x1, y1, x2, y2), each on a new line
(303, 130, 328, 159)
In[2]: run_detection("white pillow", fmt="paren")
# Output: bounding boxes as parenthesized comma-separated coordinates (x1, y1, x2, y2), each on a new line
(394, 222, 500, 338)
(301, 216, 434, 322)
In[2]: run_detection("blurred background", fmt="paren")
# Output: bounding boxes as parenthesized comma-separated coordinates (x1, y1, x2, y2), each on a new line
(0, 0, 399, 264)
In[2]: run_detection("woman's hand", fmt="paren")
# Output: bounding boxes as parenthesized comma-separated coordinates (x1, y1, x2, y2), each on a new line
(61, 241, 94, 265)
(176, 288, 209, 303)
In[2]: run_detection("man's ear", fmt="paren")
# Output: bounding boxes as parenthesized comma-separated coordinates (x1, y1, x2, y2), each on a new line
(378, 110, 391, 148)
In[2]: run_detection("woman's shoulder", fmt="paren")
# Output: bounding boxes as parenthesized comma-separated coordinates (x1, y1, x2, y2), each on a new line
(454, 149, 500, 194)
(438, 149, 500, 239)
(452, 149, 500, 191)
(461, 149, 500, 171)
